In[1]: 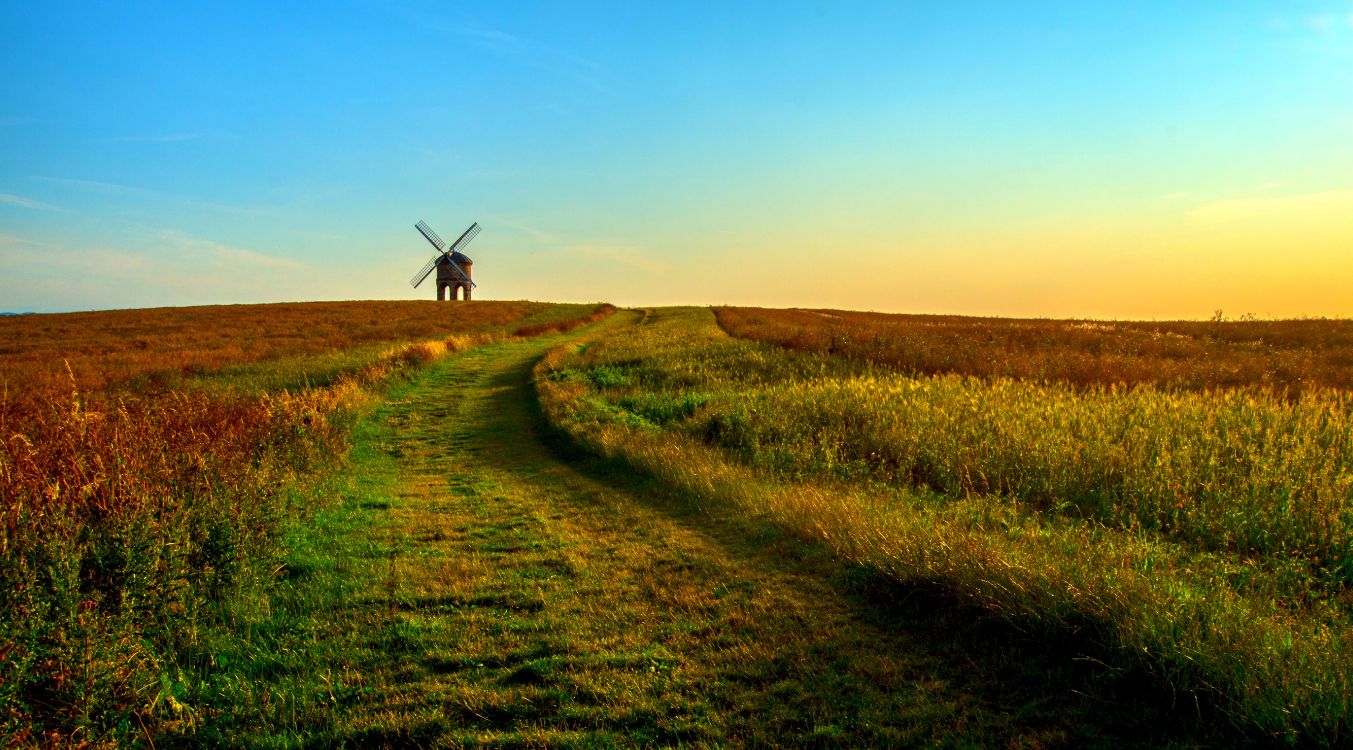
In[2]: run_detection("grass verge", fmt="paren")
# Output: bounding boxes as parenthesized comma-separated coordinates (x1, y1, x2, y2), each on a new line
(535, 306, 1352, 745)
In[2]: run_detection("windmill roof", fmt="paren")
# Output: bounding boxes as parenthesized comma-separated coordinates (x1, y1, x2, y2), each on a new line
(444, 251, 473, 264)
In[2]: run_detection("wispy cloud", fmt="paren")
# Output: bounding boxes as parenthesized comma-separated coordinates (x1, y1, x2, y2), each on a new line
(486, 215, 559, 243)
(31, 175, 156, 197)
(1268, 9, 1353, 32)
(1307, 14, 1336, 33)
(407, 144, 463, 164)
(451, 24, 611, 93)
(1186, 188, 1353, 225)
(1, 229, 315, 311)
(107, 132, 212, 143)
(457, 26, 530, 54)
(0, 193, 57, 210)
(0, 233, 65, 273)
(159, 229, 307, 270)
(0, 232, 43, 249)
(559, 243, 668, 274)
(1267, 7, 1353, 57)
(379, 5, 612, 93)
(31, 174, 273, 217)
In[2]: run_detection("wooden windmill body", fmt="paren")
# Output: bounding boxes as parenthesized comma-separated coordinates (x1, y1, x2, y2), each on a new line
(411, 220, 479, 301)
(436, 251, 474, 301)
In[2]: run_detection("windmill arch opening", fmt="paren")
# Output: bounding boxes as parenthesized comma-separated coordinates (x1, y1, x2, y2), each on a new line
(436, 281, 471, 301)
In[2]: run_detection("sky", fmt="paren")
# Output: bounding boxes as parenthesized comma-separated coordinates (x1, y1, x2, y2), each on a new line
(2, 1, 1352, 319)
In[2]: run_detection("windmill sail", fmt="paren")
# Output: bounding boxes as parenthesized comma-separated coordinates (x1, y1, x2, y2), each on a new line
(448, 222, 480, 253)
(411, 219, 479, 294)
(415, 220, 447, 252)
(410, 255, 441, 288)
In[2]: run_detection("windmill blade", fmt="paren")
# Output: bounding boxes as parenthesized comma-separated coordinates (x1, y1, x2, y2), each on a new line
(415, 220, 447, 252)
(443, 258, 476, 288)
(410, 254, 441, 288)
(448, 222, 480, 253)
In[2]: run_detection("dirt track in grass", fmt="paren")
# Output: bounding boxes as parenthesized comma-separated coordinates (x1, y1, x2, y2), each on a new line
(302, 311, 1205, 748)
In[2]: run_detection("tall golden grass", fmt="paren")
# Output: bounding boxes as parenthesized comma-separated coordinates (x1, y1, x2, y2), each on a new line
(716, 306, 1353, 394)
(699, 376, 1353, 591)
(513, 303, 617, 338)
(537, 306, 1353, 743)
(0, 301, 613, 745)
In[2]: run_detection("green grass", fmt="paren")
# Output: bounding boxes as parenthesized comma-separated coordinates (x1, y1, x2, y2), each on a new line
(0, 303, 614, 747)
(693, 373, 1353, 591)
(172, 302, 613, 397)
(19, 300, 1348, 745)
(535, 306, 1353, 745)
(159, 309, 1213, 747)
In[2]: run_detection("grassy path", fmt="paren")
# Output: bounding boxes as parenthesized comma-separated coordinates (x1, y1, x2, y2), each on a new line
(262, 314, 1201, 748)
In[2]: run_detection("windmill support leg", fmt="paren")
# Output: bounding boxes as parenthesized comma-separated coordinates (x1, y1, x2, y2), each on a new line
(437, 283, 447, 301)
(463, 286, 472, 301)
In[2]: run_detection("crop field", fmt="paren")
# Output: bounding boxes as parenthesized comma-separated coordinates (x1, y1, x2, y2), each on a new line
(0, 300, 595, 399)
(0, 301, 613, 746)
(539, 306, 1353, 744)
(4, 299, 1351, 746)
(716, 306, 1353, 394)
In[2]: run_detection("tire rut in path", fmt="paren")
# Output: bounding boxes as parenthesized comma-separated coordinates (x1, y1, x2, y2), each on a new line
(335, 326, 1153, 747)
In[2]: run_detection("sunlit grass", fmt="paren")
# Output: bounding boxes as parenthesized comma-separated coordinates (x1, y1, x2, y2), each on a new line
(696, 375, 1353, 593)
(0, 299, 593, 401)
(536, 306, 1353, 743)
(0, 301, 613, 746)
(209, 310, 1155, 747)
(717, 306, 1353, 394)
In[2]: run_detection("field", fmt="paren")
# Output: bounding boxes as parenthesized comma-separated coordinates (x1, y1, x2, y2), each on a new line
(715, 306, 1353, 394)
(0, 300, 599, 398)
(539, 307, 1353, 744)
(3, 300, 1351, 746)
(0, 301, 614, 746)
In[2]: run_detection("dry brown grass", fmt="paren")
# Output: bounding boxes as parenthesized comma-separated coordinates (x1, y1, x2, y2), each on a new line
(0, 300, 615, 745)
(0, 300, 549, 401)
(716, 306, 1353, 394)
(513, 304, 616, 338)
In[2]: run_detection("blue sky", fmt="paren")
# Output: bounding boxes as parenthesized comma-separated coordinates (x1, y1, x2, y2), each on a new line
(2, 1, 1352, 317)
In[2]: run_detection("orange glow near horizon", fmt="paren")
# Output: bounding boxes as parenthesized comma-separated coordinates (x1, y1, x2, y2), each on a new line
(3, 4, 1352, 318)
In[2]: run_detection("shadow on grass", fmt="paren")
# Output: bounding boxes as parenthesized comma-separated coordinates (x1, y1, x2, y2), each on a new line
(498, 354, 1256, 749)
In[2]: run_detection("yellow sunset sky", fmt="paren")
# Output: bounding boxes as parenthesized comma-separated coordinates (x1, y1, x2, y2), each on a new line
(3, 3, 1352, 318)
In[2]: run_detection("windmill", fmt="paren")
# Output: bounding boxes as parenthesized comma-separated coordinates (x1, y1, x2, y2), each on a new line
(411, 220, 479, 301)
